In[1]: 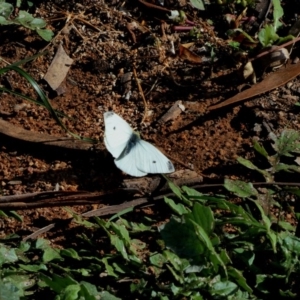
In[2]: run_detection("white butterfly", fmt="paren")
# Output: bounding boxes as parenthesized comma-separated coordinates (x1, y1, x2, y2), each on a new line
(104, 111, 175, 177)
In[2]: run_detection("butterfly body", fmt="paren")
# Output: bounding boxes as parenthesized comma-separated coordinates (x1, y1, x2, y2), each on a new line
(104, 111, 175, 177)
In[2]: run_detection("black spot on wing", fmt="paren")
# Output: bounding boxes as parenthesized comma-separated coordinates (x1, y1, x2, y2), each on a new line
(152, 160, 157, 164)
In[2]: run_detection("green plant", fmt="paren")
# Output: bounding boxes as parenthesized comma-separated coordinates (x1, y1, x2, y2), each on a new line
(1, 167, 299, 299)
(237, 129, 300, 182)
(258, 0, 294, 47)
(0, 0, 53, 41)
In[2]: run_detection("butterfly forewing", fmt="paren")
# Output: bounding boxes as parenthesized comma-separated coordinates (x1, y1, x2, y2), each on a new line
(104, 112, 133, 158)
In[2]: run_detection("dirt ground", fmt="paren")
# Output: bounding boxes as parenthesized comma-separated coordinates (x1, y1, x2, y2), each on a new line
(1, 0, 300, 240)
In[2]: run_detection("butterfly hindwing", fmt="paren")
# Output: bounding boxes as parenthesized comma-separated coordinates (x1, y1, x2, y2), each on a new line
(115, 146, 148, 177)
(115, 138, 174, 176)
(134, 140, 175, 174)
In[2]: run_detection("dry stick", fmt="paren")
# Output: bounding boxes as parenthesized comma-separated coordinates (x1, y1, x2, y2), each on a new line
(138, 0, 171, 12)
(22, 180, 300, 240)
(0, 190, 128, 207)
(133, 67, 148, 123)
(23, 224, 56, 241)
(0, 191, 91, 204)
(42, 7, 104, 52)
(1, 181, 298, 209)
(126, 23, 137, 43)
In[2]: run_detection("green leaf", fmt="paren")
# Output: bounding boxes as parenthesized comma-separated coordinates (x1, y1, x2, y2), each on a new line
(188, 202, 214, 235)
(7, 211, 23, 222)
(39, 274, 77, 293)
(272, 130, 300, 157)
(164, 197, 189, 215)
(278, 220, 295, 232)
(0, 280, 19, 300)
(3, 274, 35, 293)
(283, 236, 300, 253)
(227, 267, 253, 293)
(29, 18, 46, 28)
(253, 139, 269, 158)
(224, 179, 258, 198)
(130, 277, 148, 293)
(109, 207, 134, 222)
(99, 291, 122, 300)
(190, 0, 205, 11)
(258, 24, 279, 47)
(0, 2, 13, 18)
(237, 157, 273, 181)
(164, 250, 190, 273)
(36, 28, 54, 41)
(252, 200, 277, 252)
(272, 0, 283, 31)
(182, 186, 203, 197)
(101, 257, 118, 277)
(43, 247, 62, 262)
(255, 274, 268, 293)
(191, 220, 226, 274)
(80, 281, 99, 298)
(110, 235, 128, 260)
(167, 180, 184, 199)
(110, 223, 131, 244)
(60, 248, 81, 260)
(15, 10, 34, 27)
(159, 216, 205, 263)
(211, 280, 238, 296)
(0, 15, 12, 24)
(0, 210, 8, 217)
(274, 163, 300, 173)
(149, 253, 167, 268)
(19, 263, 47, 272)
(35, 238, 49, 249)
(117, 218, 151, 232)
(0, 247, 18, 265)
(165, 177, 192, 206)
(61, 284, 80, 300)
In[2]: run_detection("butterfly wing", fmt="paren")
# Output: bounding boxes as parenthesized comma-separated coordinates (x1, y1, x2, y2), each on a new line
(135, 140, 175, 174)
(115, 138, 175, 177)
(103, 111, 133, 158)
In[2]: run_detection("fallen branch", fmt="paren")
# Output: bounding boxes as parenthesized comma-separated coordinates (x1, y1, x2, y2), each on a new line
(19, 181, 300, 240)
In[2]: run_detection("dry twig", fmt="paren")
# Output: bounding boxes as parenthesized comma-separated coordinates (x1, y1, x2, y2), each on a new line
(133, 67, 148, 123)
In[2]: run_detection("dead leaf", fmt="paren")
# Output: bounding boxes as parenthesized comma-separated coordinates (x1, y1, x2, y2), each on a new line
(179, 44, 202, 64)
(242, 61, 256, 83)
(181, 42, 195, 48)
(44, 44, 74, 93)
(159, 100, 185, 123)
(208, 62, 300, 110)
